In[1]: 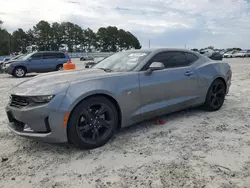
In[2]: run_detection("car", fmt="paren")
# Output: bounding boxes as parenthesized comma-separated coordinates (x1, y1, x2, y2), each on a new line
(0, 57, 12, 72)
(234, 50, 249, 57)
(0, 57, 11, 65)
(223, 51, 237, 58)
(5, 48, 232, 149)
(199, 49, 223, 61)
(85, 56, 108, 68)
(80, 55, 94, 61)
(3, 51, 71, 78)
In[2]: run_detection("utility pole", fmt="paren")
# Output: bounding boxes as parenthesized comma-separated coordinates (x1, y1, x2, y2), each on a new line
(185, 44, 186, 49)
(148, 39, 151, 48)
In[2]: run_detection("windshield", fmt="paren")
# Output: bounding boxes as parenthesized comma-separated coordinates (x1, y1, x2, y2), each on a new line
(92, 51, 149, 72)
(22, 52, 35, 60)
(12, 54, 26, 60)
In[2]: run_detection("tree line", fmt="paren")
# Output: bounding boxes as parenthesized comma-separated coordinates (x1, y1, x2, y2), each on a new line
(0, 20, 141, 56)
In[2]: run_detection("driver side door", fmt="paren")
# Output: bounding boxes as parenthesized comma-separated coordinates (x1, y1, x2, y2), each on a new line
(138, 51, 199, 119)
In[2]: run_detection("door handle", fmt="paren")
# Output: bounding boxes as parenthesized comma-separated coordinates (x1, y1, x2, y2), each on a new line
(184, 71, 194, 76)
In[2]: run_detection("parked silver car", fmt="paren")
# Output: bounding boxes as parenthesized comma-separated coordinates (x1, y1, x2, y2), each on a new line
(6, 48, 232, 149)
(223, 51, 237, 58)
(234, 50, 250, 57)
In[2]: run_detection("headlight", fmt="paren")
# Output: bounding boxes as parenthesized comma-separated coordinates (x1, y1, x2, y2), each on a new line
(29, 95, 55, 103)
(4, 63, 11, 68)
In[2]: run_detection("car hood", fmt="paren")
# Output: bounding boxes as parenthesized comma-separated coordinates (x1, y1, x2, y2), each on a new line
(10, 68, 125, 96)
(3, 60, 26, 66)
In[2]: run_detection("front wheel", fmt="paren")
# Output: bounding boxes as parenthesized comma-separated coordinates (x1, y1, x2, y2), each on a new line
(68, 96, 118, 149)
(12, 67, 26, 78)
(203, 79, 226, 111)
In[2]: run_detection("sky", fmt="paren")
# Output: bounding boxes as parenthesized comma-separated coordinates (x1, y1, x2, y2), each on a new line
(0, 0, 250, 49)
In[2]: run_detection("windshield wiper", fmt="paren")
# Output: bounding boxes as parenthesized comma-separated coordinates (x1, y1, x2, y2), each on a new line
(98, 68, 113, 72)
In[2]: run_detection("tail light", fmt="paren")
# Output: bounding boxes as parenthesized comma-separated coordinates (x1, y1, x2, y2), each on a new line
(68, 59, 72, 64)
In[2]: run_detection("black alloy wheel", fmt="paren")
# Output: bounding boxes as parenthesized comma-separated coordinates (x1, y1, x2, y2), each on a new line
(68, 96, 118, 149)
(204, 79, 226, 111)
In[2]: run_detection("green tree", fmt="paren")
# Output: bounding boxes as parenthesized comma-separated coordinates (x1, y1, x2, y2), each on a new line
(33, 20, 52, 51)
(0, 20, 141, 54)
(0, 20, 11, 56)
(12, 28, 28, 53)
(97, 26, 141, 52)
(83, 28, 97, 52)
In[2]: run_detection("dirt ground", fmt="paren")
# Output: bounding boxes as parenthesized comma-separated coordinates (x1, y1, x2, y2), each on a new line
(1, 58, 250, 188)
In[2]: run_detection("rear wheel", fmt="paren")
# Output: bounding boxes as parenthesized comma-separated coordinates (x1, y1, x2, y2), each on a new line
(12, 67, 26, 78)
(203, 79, 226, 111)
(68, 96, 118, 149)
(56, 64, 63, 71)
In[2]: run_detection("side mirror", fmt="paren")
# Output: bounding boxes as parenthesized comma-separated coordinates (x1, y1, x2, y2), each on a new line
(147, 62, 165, 73)
(28, 57, 32, 61)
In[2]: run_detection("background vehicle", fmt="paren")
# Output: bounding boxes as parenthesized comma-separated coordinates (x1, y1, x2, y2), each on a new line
(6, 48, 232, 149)
(246, 50, 250, 57)
(0, 57, 11, 72)
(0, 57, 11, 64)
(80, 55, 94, 61)
(199, 49, 223, 60)
(223, 51, 237, 58)
(3, 51, 70, 78)
(234, 50, 249, 57)
(85, 56, 108, 68)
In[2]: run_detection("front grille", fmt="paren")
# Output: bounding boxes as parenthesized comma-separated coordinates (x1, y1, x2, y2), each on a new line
(10, 95, 29, 108)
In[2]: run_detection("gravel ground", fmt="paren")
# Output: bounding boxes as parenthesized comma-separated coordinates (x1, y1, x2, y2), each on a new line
(1, 58, 250, 188)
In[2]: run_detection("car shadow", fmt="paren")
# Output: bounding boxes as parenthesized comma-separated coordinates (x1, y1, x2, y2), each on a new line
(14, 106, 209, 154)
(116, 106, 205, 136)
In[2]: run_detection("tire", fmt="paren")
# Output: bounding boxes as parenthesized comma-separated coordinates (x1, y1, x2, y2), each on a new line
(68, 96, 118, 149)
(56, 64, 63, 71)
(12, 67, 26, 78)
(203, 79, 226, 111)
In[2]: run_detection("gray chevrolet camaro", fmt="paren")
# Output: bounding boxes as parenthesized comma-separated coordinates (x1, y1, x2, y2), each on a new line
(6, 48, 232, 149)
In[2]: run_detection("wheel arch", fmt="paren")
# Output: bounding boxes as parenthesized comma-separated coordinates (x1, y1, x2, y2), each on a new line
(12, 65, 27, 76)
(205, 76, 227, 98)
(13, 65, 27, 72)
(212, 76, 226, 88)
(67, 93, 122, 131)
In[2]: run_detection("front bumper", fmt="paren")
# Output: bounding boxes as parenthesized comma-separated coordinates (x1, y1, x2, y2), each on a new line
(5, 94, 69, 143)
(2, 65, 14, 74)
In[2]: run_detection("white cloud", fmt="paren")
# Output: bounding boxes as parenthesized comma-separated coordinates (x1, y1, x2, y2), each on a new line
(0, 0, 250, 48)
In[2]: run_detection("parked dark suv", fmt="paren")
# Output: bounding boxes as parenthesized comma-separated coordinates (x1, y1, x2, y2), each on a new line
(3, 51, 71, 78)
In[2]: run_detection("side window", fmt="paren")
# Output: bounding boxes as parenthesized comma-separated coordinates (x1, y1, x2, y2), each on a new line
(167, 52, 187, 68)
(43, 53, 56, 59)
(31, 53, 43, 60)
(185, 53, 199, 64)
(151, 52, 188, 68)
(55, 53, 66, 58)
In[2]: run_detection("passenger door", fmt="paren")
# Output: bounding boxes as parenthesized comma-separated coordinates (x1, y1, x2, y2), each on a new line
(139, 51, 199, 118)
(41, 53, 58, 72)
(42, 52, 68, 72)
(26, 53, 44, 73)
